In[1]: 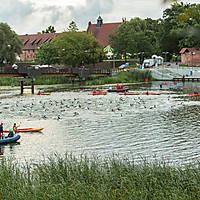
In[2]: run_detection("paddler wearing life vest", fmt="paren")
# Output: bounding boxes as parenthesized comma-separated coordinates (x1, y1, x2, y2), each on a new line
(13, 123, 20, 133)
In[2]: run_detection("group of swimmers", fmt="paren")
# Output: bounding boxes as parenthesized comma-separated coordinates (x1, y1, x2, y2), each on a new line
(0, 123, 20, 139)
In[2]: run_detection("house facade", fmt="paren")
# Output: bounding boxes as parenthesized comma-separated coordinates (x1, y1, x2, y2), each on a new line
(18, 33, 62, 61)
(179, 48, 200, 66)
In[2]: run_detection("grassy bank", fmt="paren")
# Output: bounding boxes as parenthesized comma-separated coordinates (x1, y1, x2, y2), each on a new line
(0, 154, 199, 199)
(0, 76, 72, 87)
(85, 69, 153, 86)
(0, 69, 152, 86)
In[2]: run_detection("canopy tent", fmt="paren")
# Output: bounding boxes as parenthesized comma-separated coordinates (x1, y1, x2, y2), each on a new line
(104, 45, 114, 53)
(104, 45, 114, 59)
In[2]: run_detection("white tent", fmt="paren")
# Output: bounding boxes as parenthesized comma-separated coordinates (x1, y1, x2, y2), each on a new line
(151, 55, 163, 65)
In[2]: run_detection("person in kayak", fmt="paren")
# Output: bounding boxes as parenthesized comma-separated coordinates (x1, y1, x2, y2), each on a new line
(8, 129, 14, 137)
(37, 90, 41, 95)
(13, 123, 20, 133)
(0, 123, 3, 139)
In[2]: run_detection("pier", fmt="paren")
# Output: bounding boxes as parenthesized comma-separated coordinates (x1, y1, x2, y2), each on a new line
(173, 77, 200, 82)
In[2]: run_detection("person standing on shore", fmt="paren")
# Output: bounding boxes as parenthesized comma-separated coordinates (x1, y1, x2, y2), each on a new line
(0, 123, 3, 139)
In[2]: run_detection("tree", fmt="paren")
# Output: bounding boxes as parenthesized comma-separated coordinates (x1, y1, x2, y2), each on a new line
(161, 2, 200, 53)
(109, 17, 159, 60)
(0, 23, 23, 66)
(176, 3, 200, 49)
(67, 21, 79, 32)
(41, 26, 56, 34)
(54, 32, 104, 67)
(35, 42, 59, 65)
(35, 31, 104, 67)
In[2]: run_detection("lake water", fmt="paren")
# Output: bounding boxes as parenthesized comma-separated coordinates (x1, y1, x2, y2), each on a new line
(0, 81, 199, 166)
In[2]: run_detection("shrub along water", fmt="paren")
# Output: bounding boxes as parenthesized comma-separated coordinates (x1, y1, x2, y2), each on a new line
(0, 154, 199, 199)
(85, 70, 153, 86)
(0, 69, 152, 86)
(0, 76, 72, 86)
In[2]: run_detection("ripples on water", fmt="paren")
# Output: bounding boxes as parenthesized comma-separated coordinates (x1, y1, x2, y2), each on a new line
(0, 82, 199, 166)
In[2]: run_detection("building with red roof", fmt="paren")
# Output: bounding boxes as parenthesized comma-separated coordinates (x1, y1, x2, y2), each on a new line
(179, 47, 200, 66)
(18, 33, 62, 61)
(18, 16, 123, 62)
(87, 16, 123, 47)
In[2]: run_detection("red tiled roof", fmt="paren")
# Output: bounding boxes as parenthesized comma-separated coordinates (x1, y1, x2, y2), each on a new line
(18, 33, 62, 50)
(87, 22, 122, 47)
(179, 48, 196, 54)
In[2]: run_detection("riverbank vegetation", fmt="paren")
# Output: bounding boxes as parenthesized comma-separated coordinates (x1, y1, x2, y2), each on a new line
(85, 69, 152, 86)
(0, 76, 72, 86)
(0, 154, 199, 199)
(0, 69, 152, 86)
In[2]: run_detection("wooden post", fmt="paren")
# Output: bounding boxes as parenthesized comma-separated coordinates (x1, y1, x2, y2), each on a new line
(20, 80, 24, 95)
(31, 79, 34, 94)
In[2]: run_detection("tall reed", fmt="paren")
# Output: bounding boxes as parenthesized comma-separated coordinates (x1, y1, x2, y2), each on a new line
(86, 70, 153, 86)
(0, 154, 199, 199)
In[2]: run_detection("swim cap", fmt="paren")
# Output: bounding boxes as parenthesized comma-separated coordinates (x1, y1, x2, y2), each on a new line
(1, 123, 3, 125)
(9, 129, 12, 132)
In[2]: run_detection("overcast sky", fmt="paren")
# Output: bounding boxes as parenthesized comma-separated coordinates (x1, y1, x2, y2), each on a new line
(0, 0, 199, 35)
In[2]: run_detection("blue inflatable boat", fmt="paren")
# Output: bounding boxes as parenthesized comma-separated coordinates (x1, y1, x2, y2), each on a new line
(0, 135, 21, 145)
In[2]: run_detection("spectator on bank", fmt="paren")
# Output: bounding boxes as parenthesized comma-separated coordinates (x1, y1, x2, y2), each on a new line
(0, 123, 3, 139)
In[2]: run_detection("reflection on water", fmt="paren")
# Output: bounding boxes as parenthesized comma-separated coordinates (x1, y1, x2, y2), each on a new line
(0, 146, 4, 156)
(0, 81, 199, 166)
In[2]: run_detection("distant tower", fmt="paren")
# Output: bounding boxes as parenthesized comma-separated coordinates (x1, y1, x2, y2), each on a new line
(96, 16, 103, 28)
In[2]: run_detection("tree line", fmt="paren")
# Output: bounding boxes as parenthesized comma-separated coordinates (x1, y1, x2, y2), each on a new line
(0, 2, 200, 67)
(110, 2, 200, 61)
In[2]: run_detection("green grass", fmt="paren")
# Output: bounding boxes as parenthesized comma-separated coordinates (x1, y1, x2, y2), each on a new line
(0, 69, 152, 87)
(0, 77, 20, 86)
(0, 154, 199, 199)
(0, 76, 72, 86)
(34, 76, 72, 85)
(86, 69, 153, 86)
(179, 64, 200, 68)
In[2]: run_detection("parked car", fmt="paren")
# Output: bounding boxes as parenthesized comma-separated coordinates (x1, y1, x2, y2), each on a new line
(119, 63, 129, 69)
